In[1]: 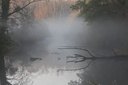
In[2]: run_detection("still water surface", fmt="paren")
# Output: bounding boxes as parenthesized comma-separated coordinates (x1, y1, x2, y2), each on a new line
(11, 19, 128, 85)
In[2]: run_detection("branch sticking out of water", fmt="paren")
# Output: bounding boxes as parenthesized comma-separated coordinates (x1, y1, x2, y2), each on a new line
(57, 60, 94, 72)
(58, 46, 95, 57)
(58, 46, 128, 71)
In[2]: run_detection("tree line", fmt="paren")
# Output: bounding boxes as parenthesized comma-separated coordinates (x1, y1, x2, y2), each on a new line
(71, 0, 128, 22)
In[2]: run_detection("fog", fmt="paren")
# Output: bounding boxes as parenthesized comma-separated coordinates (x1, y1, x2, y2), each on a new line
(68, 19, 128, 50)
(9, 18, 88, 70)
(66, 18, 128, 85)
(7, 17, 128, 85)
(7, 18, 86, 85)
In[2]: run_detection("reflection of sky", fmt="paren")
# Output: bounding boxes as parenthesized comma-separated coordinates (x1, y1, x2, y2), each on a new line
(37, 19, 84, 69)
(32, 19, 84, 85)
(33, 69, 79, 85)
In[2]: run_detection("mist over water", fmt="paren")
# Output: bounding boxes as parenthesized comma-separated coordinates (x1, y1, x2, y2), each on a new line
(33, 18, 86, 69)
(66, 19, 128, 85)
(8, 18, 87, 85)
(9, 18, 88, 71)
(8, 17, 128, 85)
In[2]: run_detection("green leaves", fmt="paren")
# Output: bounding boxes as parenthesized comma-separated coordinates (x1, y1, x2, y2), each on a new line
(71, 0, 128, 22)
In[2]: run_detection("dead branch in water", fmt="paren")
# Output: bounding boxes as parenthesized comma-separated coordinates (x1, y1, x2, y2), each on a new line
(58, 46, 128, 71)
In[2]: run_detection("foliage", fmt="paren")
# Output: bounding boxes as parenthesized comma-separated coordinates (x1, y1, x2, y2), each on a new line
(0, 31, 13, 55)
(77, 73, 99, 85)
(68, 74, 99, 85)
(71, 0, 128, 21)
(0, 0, 46, 85)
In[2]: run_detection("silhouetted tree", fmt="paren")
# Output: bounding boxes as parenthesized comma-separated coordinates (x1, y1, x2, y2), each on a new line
(0, 0, 44, 85)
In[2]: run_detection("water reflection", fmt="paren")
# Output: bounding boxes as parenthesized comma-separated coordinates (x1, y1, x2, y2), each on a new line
(9, 18, 128, 85)
(33, 69, 79, 85)
(31, 19, 84, 85)
(85, 59, 128, 85)
(8, 19, 84, 85)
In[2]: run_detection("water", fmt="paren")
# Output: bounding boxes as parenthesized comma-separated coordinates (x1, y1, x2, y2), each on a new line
(10, 18, 128, 85)
(31, 19, 85, 85)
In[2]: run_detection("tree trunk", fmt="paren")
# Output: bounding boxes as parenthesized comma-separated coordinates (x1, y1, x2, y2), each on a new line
(1, 0, 10, 20)
(0, 0, 10, 85)
(0, 55, 7, 85)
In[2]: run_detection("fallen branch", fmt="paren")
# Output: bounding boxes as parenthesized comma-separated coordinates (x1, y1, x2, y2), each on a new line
(58, 60, 94, 72)
(58, 46, 128, 71)
(58, 46, 95, 57)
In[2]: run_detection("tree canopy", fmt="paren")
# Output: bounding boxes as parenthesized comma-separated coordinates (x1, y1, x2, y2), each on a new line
(71, 0, 128, 21)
